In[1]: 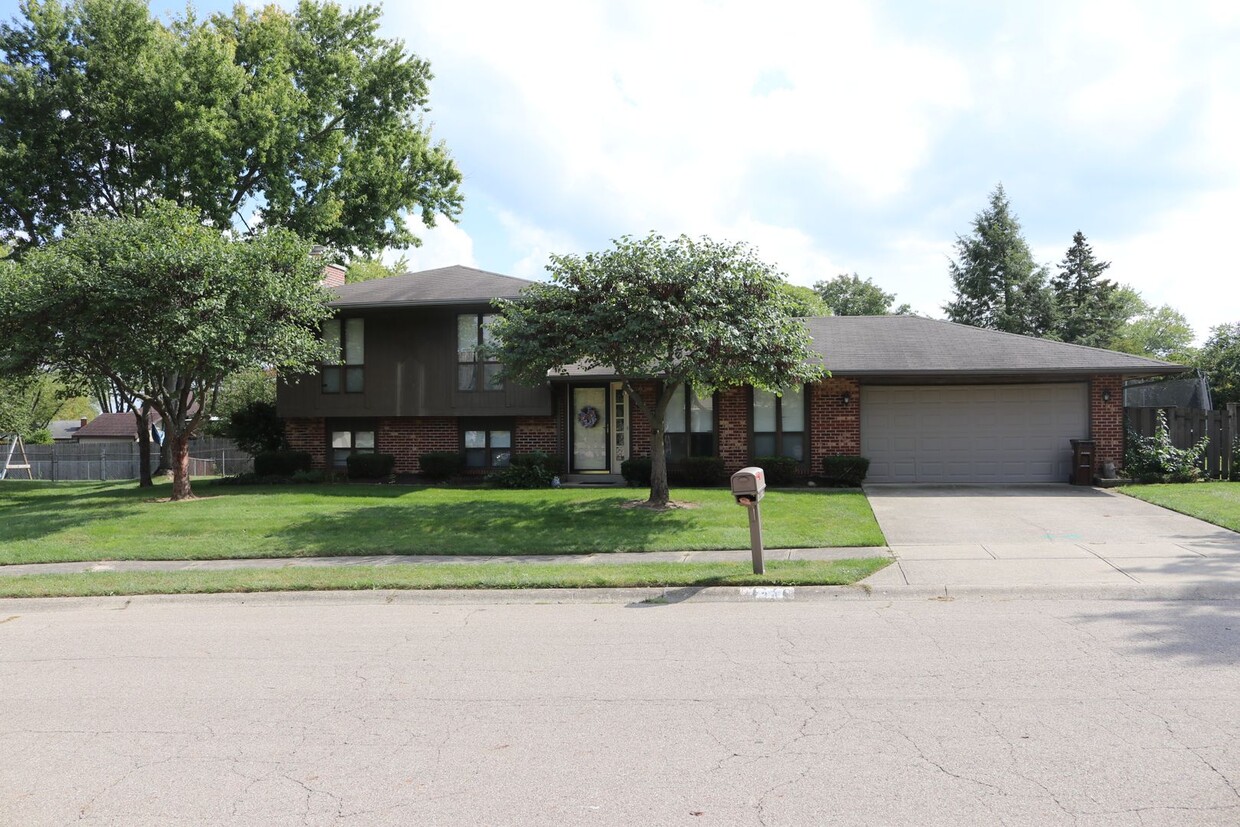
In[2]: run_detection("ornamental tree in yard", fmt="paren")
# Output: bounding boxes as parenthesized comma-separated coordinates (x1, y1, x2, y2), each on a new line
(0, 203, 334, 500)
(489, 233, 825, 507)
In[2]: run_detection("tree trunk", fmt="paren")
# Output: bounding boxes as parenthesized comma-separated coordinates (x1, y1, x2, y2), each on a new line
(154, 438, 172, 477)
(135, 407, 153, 488)
(648, 423, 669, 506)
(170, 433, 193, 501)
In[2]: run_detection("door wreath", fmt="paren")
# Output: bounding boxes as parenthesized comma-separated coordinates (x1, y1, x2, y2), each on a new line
(577, 405, 600, 429)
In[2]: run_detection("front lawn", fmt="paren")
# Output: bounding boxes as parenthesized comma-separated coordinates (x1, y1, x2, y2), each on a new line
(0, 558, 889, 598)
(0, 480, 885, 565)
(1120, 481, 1240, 532)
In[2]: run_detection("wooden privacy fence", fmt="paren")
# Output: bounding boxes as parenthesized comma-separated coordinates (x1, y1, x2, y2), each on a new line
(2, 437, 253, 481)
(1125, 404, 1238, 480)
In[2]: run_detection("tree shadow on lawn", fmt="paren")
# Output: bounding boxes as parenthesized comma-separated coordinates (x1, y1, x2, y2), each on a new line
(272, 496, 719, 557)
(0, 481, 154, 547)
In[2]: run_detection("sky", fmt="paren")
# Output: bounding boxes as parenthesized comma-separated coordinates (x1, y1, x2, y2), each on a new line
(31, 0, 1240, 341)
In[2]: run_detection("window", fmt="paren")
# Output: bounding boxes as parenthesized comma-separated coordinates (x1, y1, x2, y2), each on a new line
(664, 385, 715, 460)
(321, 318, 364, 393)
(752, 385, 806, 461)
(462, 422, 512, 469)
(458, 313, 501, 391)
(330, 427, 376, 468)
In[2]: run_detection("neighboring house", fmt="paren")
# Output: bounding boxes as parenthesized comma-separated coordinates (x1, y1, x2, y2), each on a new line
(49, 418, 87, 442)
(73, 411, 163, 444)
(276, 265, 1186, 484)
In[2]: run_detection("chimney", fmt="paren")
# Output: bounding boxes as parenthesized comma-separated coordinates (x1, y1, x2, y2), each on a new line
(320, 263, 347, 288)
(80, 417, 88, 428)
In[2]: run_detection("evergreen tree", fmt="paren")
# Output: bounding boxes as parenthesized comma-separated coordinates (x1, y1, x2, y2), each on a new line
(944, 184, 1055, 336)
(1051, 231, 1124, 348)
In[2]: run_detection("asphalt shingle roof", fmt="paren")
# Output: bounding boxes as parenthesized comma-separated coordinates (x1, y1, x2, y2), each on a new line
(802, 315, 1184, 376)
(329, 265, 534, 308)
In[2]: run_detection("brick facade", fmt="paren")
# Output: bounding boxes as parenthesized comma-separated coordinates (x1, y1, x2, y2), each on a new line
(284, 418, 327, 469)
(377, 417, 457, 473)
(809, 377, 862, 466)
(716, 386, 749, 473)
(1089, 374, 1125, 474)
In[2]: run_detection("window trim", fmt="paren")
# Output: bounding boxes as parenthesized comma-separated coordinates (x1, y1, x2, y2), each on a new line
(327, 420, 378, 469)
(457, 312, 503, 393)
(749, 384, 811, 465)
(662, 383, 718, 460)
(460, 418, 515, 470)
(321, 317, 365, 394)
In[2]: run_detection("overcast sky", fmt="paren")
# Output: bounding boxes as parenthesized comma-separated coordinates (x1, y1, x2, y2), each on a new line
(147, 1, 1240, 340)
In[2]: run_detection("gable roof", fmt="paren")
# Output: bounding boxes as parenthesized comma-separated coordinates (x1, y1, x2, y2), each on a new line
(329, 265, 535, 309)
(802, 315, 1184, 376)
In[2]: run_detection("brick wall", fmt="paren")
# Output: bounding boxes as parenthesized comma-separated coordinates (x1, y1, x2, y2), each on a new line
(377, 417, 457, 473)
(1089, 375, 1124, 473)
(516, 416, 559, 459)
(627, 381, 659, 459)
(717, 386, 749, 472)
(285, 418, 326, 469)
(809, 377, 861, 466)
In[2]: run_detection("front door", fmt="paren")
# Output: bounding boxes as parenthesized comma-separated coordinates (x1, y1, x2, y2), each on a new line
(571, 386, 609, 472)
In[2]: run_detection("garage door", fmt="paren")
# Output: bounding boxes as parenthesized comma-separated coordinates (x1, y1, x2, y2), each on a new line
(861, 384, 1089, 483)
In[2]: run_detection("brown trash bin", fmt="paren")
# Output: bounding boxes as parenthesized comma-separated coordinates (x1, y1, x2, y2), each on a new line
(1069, 439, 1095, 485)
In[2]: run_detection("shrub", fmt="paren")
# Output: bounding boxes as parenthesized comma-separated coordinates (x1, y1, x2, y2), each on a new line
(347, 452, 395, 480)
(254, 449, 312, 477)
(488, 452, 562, 488)
(227, 400, 285, 456)
(753, 455, 800, 486)
(1125, 410, 1208, 483)
(420, 451, 463, 482)
(621, 457, 652, 486)
(676, 456, 725, 486)
(26, 428, 52, 445)
(820, 455, 870, 486)
(291, 469, 327, 484)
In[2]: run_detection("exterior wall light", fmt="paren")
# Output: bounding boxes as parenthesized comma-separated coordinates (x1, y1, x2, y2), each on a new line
(1102, 390, 1112, 403)
(841, 392, 852, 405)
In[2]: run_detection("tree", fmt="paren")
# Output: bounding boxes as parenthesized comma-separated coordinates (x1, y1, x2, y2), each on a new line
(778, 282, 831, 316)
(203, 366, 276, 436)
(1198, 323, 1240, 406)
(944, 184, 1055, 336)
(0, 203, 334, 500)
(490, 234, 824, 506)
(1049, 231, 1125, 348)
(0, 370, 68, 439)
(1110, 299, 1196, 364)
(813, 273, 911, 316)
(0, 0, 462, 255)
(345, 254, 410, 283)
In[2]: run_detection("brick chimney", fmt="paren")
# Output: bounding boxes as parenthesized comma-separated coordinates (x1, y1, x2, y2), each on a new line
(320, 263, 347, 288)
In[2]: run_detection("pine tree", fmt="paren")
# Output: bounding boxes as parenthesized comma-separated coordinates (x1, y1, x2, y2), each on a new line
(1050, 231, 1124, 348)
(944, 184, 1055, 336)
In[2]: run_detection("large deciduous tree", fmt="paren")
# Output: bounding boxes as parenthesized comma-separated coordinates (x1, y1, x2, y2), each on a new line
(1050, 231, 1125, 348)
(0, 203, 334, 500)
(0, 0, 462, 254)
(1198, 323, 1240, 406)
(944, 184, 1055, 336)
(813, 273, 911, 316)
(490, 234, 824, 507)
(1109, 293, 1197, 364)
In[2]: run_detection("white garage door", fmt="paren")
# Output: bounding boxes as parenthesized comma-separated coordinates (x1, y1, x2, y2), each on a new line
(861, 384, 1089, 483)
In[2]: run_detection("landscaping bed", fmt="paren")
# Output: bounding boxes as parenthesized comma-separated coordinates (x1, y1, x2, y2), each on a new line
(0, 480, 886, 565)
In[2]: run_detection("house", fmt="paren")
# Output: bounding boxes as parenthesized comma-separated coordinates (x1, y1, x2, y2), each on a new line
(72, 411, 163, 444)
(48, 418, 88, 442)
(276, 265, 1185, 484)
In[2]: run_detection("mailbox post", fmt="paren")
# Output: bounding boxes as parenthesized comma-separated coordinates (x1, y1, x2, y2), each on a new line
(730, 466, 767, 574)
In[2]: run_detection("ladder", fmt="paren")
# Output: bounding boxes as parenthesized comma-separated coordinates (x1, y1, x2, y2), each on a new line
(1, 434, 32, 481)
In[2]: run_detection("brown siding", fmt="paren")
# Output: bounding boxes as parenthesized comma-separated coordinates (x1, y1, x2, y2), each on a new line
(1090, 375, 1124, 473)
(810, 377, 861, 465)
(278, 304, 552, 419)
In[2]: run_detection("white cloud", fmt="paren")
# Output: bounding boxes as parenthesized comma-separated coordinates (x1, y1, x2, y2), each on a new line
(494, 209, 580, 279)
(389, 215, 478, 272)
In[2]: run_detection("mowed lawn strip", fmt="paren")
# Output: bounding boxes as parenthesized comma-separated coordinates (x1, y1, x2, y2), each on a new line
(0, 480, 886, 565)
(1120, 482, 1240, 532)
(0, 559, 890, 598)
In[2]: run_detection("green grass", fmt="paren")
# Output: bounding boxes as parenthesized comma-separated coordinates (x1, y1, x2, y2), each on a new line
(0, 559, 890, 598)
(1120, 481, 1240, 532)
(0, 479, 885, 565)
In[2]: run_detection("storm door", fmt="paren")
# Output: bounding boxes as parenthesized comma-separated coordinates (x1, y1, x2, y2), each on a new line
(571, 386, 609, 472)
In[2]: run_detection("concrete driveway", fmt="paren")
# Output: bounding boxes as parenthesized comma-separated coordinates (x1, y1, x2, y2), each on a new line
(864, 484, 1240, 591)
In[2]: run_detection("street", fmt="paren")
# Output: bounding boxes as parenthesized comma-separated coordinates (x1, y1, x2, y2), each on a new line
(2, 593, 1240, 825)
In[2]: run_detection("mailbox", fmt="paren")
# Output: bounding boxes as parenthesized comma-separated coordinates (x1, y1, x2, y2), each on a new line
(730, 466, 766, 504)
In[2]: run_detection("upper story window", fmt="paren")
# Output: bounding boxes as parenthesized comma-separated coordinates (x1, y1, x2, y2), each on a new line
(322, 318, 364, 393)
(458, 313, 502, 391)
(664, 384, 715, 460)
(753, 385, 805, 461)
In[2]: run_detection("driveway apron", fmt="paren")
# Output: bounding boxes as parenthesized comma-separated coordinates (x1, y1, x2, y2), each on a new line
(863, 484, 1240, 589)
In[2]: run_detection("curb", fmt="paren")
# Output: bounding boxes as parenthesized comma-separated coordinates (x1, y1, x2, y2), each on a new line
(6, 582, 1240, 611)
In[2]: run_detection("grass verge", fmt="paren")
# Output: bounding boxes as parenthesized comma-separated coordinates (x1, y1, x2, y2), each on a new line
(1119, 482, 1240, 532)
(0, 479, 886, 564)
(0, 559, 890, 599)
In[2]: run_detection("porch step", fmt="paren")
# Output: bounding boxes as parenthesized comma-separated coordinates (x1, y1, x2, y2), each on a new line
(561, 473, 626, 487)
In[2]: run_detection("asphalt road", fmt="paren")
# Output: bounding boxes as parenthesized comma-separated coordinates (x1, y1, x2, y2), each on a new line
(3, 593, 1240, 826)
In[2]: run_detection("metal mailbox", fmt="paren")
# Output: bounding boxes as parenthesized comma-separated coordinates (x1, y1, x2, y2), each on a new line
(730, 466, 767, 504)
